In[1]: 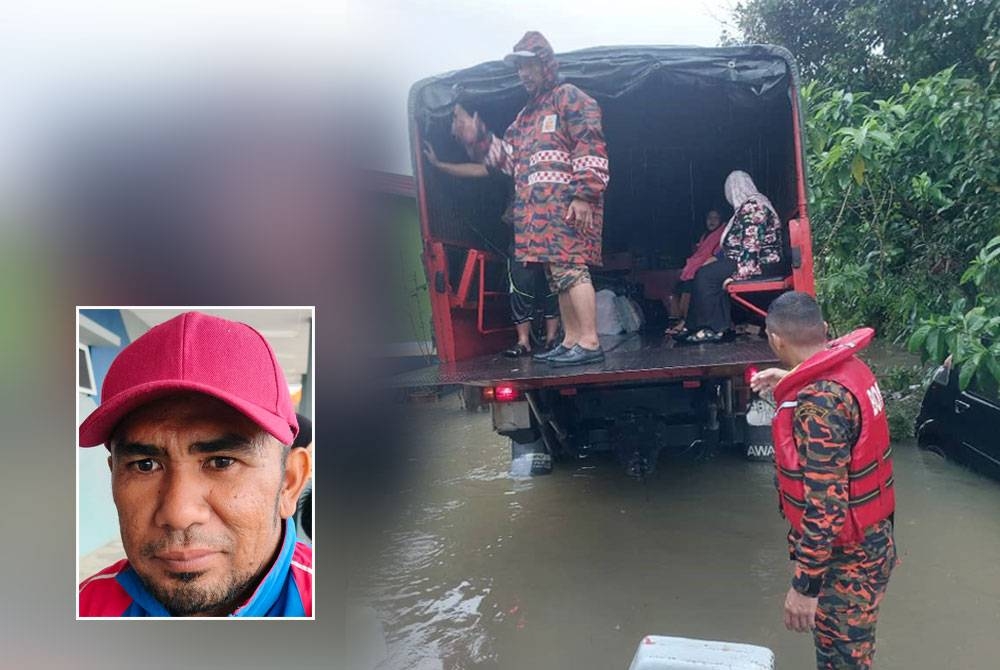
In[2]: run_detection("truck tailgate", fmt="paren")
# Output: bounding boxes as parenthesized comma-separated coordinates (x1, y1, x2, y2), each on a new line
(389, 333, 778, 389)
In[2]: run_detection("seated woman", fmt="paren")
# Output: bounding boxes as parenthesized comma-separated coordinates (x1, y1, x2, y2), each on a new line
(682, 171, 783, 343)
(665, 207, 726, 335)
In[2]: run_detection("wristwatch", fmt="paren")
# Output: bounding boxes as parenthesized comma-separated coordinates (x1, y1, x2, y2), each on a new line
(792, 571, 823, 597)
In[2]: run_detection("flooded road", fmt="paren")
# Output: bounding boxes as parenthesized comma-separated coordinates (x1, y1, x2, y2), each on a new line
(349, 393, 1000, 669)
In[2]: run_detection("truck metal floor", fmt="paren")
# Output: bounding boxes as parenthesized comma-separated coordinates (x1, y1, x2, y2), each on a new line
(389, 332, 778, 389)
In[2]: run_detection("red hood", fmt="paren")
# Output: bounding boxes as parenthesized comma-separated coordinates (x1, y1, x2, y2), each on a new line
(510, 31, 559, 95)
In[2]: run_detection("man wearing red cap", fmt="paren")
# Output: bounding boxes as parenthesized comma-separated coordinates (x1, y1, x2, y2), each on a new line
(451, 31, 610, 367)
(78, 312, 313, 617)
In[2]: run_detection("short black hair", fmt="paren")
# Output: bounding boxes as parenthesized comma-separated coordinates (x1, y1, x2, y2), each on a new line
(766, 291, 826, 345)
(292, 413, 312, 449)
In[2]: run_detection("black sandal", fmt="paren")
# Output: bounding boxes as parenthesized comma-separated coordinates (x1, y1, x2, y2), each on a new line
(665, 319, 687, 336)
(502, 344, 531, 358)
(685, 328, 722, 344)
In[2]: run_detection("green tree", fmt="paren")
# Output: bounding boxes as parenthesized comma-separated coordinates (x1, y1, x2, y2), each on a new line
(805, 65, 1000, 339)
(723, 0, 1000, 392)
(723, 0, 994, 94)
(778, 3, 1000, 390)
(909, 235, 1000, 391)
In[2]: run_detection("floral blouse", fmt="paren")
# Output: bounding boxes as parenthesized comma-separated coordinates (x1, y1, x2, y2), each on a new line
(721, 197, 783, 280)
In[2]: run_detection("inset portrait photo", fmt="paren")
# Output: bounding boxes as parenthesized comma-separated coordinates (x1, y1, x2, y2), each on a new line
(77, 308, 314, 619)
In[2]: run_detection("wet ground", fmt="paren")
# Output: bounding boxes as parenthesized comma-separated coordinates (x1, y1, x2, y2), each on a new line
(349, 392, 1000, 670)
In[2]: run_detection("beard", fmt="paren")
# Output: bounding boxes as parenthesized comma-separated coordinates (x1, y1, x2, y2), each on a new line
(132, 524, 276, 616)
(141, 566, 259, 616)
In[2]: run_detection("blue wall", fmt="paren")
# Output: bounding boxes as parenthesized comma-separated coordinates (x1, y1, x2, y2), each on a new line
(79, 309, 131, 558)
(80, 308, 130, 394)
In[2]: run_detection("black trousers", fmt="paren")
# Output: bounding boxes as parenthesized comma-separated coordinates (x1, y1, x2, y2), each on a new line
(509, 258, 559, 325)
(687, 257, 737, 333)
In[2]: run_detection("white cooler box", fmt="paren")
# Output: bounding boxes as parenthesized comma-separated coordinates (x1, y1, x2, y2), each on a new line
(628, 635, 774, 670)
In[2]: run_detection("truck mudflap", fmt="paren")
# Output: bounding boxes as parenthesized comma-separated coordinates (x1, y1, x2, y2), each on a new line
(510, 435, 553, 476)
(745, 395, 776, 460)
(491, 399, 531, 433)
(491, 397, 554, 476)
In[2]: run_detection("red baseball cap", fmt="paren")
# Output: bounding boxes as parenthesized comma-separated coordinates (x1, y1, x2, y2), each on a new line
(79, 311, 299, 447)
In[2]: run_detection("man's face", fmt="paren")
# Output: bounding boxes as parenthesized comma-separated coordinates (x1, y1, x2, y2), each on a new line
(110, 393, 292, 616)
(517, 58, 545, 94)
(705, 210, 722, 231)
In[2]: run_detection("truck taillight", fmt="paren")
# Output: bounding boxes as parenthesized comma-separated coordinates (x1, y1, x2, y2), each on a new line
(483, 385, 521, 402)
(494, 385, 520, 402)
(744, 365, 759, 387)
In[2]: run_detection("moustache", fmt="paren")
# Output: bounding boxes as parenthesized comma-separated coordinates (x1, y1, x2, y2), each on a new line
(140, 531, 232, 558)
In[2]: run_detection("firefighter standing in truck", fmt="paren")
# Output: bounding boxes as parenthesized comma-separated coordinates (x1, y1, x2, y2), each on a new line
(751, 292, 897, 670)
(450, 30, 610, 368)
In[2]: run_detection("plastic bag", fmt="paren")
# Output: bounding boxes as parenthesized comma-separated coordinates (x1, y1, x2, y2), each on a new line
(596, 289, 624, 335)
(615, 295, 645, 333)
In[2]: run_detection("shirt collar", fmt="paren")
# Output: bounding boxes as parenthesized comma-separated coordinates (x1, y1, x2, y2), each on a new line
(117, 518, 298, 617)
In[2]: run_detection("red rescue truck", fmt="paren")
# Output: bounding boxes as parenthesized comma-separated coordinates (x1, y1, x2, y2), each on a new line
(396, 45, 815, 475)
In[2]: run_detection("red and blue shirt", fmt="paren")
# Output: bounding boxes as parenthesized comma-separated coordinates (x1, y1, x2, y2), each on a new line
(79, 518, 313, 617)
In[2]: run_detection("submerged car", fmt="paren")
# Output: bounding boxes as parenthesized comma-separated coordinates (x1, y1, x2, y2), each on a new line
(915, 356, 1000, 480)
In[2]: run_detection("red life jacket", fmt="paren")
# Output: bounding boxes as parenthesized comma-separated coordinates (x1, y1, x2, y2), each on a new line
(772, 328, 894, 545)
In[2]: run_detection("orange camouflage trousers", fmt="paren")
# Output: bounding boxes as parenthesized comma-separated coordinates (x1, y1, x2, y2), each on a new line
(813, 519, 897, 669)
(545, 262, 591, 293)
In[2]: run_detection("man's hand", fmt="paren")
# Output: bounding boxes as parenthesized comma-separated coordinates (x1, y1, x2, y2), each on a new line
(784, 586, 818, 633)
(750, 367, 788, 393)
(422, 141, 441, 167)
(700, 256, 717, 267)
(565, 198, 593, 231)
(722, 276, 734, 289)
(451, 104, 479, 145)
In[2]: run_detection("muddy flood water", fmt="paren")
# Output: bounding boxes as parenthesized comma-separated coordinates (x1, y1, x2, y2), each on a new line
(347, 392, 1000, 670)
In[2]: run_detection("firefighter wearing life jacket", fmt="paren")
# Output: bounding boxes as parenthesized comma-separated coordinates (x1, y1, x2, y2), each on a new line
(751, 292, 897, 670)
